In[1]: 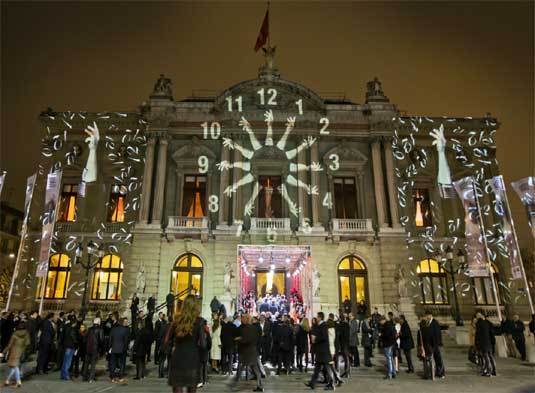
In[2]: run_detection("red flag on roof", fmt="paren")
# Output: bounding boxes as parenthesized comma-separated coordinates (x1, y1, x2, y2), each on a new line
(254, 9, 269, 52)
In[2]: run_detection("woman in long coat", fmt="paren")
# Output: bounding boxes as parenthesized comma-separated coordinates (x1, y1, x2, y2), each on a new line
(167, 294, 203, 393)
(296, 318, 310, 372)
(210, 315, 221, 372)
(2, 322, 30, 387)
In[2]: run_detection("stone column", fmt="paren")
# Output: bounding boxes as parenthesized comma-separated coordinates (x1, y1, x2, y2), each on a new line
(231, 146, 243, 224)
(371, 139, 387, 227)
(384, 139, 401, 228)
(151, 136, 168, 226)
(310, 142, 322, 227)
(356, 173, 365, 218)
(139, 136, 156, 223)
(175, 170, 184, 215)
(297, 148, 309, 227)
(218, 147, 230, 226)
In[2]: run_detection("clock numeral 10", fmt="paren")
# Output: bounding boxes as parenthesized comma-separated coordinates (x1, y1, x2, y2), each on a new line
(257, 88, 278, 105)
(295, 99, 303, 115)
(226, 96, 243, 112)
(201, 121, 221, 139)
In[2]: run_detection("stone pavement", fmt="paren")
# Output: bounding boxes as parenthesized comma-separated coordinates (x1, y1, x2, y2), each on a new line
(1, 338, 534, 393)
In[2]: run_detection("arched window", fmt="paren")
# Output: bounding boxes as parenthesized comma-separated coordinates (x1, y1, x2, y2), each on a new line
(417, 258, 449, 304)
(472, 264, 503, 305)
(338, 255, 368, 310)
(36, 253, 71, 299)
(91, 254, 123, 300)
(171, 253, 203, 300)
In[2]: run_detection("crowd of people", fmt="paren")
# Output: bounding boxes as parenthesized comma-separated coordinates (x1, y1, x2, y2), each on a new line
(0, 301, 534, 391)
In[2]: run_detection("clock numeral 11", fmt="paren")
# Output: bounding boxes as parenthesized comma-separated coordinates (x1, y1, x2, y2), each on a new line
(226, 96, 243, 112)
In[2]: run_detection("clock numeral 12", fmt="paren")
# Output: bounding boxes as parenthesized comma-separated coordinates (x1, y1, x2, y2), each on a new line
(226, 96, 242, 112)
(257, 88, 278, 105)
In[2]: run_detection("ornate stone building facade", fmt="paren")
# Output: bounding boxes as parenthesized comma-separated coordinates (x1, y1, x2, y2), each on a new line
(11, 58, 531, 324)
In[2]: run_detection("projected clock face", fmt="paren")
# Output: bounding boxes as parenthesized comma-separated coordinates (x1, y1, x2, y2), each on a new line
(199, 87, 338, 237)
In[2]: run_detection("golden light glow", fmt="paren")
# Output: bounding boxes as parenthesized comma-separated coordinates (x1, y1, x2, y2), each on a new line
(172, 254, 203, 299)
(91, 255, 123, 300)
(36, 253, 71, 299)
(110, 195, 125, 222)
(186, 178, 205, 218)
(415, 190, 424, 227)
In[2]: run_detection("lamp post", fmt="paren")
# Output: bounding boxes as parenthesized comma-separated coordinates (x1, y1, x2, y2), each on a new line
(442, 245, 465, 326)
(75, 240, 104, 319)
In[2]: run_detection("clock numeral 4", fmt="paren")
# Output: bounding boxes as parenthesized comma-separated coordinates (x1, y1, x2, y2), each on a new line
(322, 192, 333, 209)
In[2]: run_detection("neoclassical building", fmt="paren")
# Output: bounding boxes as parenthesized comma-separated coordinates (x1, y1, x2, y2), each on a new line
(12, 55, 531, 324)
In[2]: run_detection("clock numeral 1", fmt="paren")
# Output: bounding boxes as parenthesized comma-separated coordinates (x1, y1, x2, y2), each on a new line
(201, 121, 221, 139)
(225, 96, 242, 112)
(295, 99, 303, 115)
(257, 88, 278, 106)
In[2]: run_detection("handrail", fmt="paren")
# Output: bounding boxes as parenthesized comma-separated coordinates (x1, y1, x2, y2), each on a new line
(131, 286, 193, 327)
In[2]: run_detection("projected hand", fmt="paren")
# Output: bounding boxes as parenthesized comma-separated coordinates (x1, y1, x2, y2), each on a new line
(264, 110, 274, 125)
(430, 124, 446, 153)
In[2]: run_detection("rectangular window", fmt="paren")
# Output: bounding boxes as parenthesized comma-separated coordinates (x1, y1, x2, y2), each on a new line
(258, 176, 282, 218)
(59, 184, 78, 222)
(108, 185, 127, 222)
(334, 177, 358, 219)
(413, 188, 432, 227)
(181, 175, 207, 217)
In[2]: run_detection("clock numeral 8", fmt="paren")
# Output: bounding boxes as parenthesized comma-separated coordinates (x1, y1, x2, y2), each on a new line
(208, 195, 219, 213)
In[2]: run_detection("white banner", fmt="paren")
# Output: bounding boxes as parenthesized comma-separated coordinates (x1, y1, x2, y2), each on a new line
(0, 171, 5, 198)
(511, 176, 535, 240)
(36, 170, 62, 277)
(453, 176, 489, 277)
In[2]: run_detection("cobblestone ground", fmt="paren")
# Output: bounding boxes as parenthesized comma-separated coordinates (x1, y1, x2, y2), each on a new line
(1, 339, 534, 393)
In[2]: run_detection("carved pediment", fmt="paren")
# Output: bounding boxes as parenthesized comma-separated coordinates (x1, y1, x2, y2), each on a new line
(323, 144, 368, 164)
(172, 137, 216, 163)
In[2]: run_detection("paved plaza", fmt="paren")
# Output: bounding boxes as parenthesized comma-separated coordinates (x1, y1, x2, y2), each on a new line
(2, 338, 534, 393)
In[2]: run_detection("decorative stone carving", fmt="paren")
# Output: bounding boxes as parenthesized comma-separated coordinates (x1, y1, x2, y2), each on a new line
(223, 262, 234, 294)
(397, 265, 408, 298)
(136, 262, 146, 294)
(312, 265, 320, 297)
(152, 74, 173, 97)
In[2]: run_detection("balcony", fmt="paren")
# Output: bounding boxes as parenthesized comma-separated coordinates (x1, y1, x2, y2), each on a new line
(55, 221, 81, 233)
(331, 218, 374, 236)
(167, 216, 209, 237)
(250, 217, 291, 234)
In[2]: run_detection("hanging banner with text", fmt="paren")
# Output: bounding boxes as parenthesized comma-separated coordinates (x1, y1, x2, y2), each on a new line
(489, 175, 523, 279)
(511, 176, 535, 240)
(36, 170, 62, 277)
(453, 176, 489, 277)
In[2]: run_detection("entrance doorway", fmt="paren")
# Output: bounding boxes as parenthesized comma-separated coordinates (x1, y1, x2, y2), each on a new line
(338, 255, 368, 313)
(256, 270, 286, 296)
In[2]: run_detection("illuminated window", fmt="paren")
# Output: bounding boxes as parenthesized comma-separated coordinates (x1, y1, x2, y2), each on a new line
(59, 184, 78, 222)
(182, 176, 206, 217)
(258, 176, 282, 218)
(108, 185, 126, 222)
(334, 177, 358, 219)
(413, 188, 432, 227)
(417, 258, 449, 305)
(171, 253, 203, 300)
(36, 253, 71, 299)
(91, 254, 123, 300)
(337, 255, 367, 310)
(472, 264, 503, 305)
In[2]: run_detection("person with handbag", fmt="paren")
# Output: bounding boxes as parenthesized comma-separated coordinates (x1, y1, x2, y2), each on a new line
(1, 322, 30, 388)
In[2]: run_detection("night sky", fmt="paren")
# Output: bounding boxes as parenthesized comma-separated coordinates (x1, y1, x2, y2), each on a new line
(1, 1, 533, 247)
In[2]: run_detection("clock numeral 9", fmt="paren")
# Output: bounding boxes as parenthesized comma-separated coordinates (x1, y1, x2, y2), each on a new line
(208, 195, 219, 213)
(198, 155, 209, 173)
(328, 153, 339, 171)
(319, 117, 330, 135)
(226, 96, 243, 112)
(201, 121, 221, 139)
(257, 88, 278, 106)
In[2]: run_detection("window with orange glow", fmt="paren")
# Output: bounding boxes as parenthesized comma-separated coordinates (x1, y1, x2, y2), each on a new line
(91, 254, 123, 300)
(417, 258, 449, 304)
(413, 188, 432, 227)
(108, 185, 126, 222)
(171, 253, 203, 300)
(36, 253, 71, 299)
(59, 184, 78, 222)
(182, 176, 206, 218)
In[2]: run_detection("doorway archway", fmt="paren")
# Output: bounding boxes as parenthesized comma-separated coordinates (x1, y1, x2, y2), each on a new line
(338, 255, 368, 313)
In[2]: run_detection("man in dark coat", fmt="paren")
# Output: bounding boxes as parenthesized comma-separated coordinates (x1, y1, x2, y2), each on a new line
(154, 312, 166, 364)
(259, 314, 272, 364)
(275, 315, 293, 375)
(424, 310, 445, 378)
(379, 316, 397, 379)
(133, 320, 151, 379)
(337, 314, 351, 377)
(220, 316, 237, 374)
(361, 317, 374, 367)
(59, 315, 78, 380)
(342, 298, 351, 315)
(210, 296, 221, 314)
(147, 294, 156, 319)
(166, 292, 175, 320)
(83, 318, 103, 382)
(305, 312, 334, 390)
(26, 311, 39, 354)
(109, 317, 129, 381)
(232, 314, 263, 392)
(475, 312, 496, 376)
(399, 314, 414, 373)
(36, 313, 56, 374)
(130, 294, 140, 328)
(55, 312, 65, 371)
(512, 314, 526, 361)
(348, 313, 360, 367)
